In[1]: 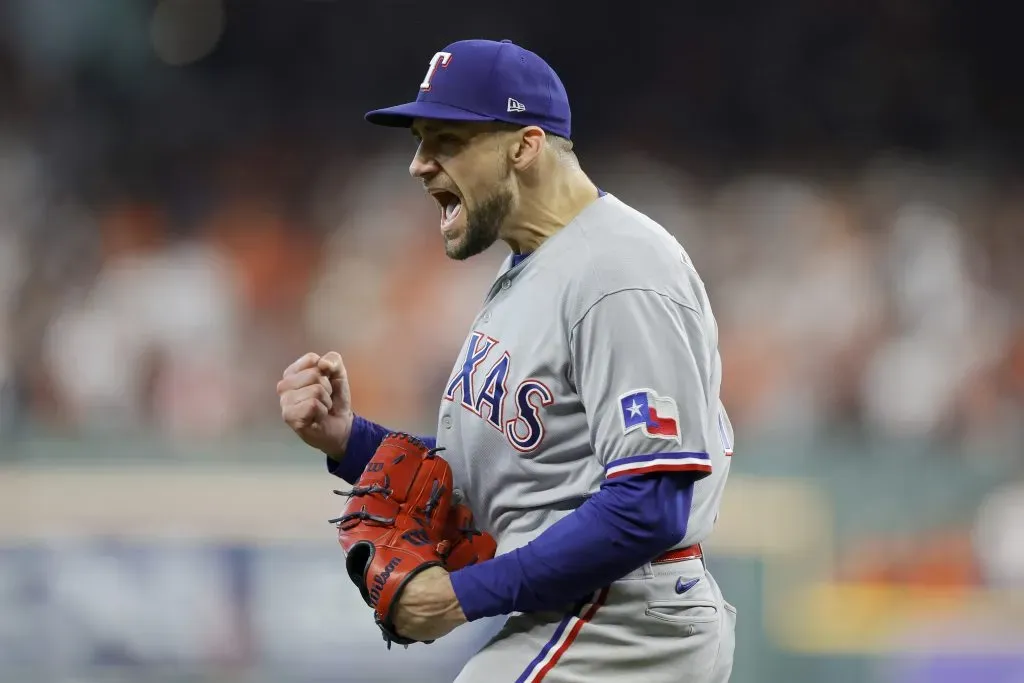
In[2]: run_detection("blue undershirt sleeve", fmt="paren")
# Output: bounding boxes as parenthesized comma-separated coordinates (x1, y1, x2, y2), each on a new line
(449, 472, 695, 621)
(325, 414, 437, 484)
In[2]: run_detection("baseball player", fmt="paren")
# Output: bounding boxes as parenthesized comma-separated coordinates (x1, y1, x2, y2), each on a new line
(278, 38, 736, 682)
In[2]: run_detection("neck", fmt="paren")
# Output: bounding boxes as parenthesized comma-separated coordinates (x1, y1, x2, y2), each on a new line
(503, 163, 599, 255)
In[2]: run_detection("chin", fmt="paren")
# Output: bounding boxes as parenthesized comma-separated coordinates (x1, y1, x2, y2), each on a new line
(441, 225, 465, 257)
(444, 231, 494, 261)
(443, 238, 474, 261)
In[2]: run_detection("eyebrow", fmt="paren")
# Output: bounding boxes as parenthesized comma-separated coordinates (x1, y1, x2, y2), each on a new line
(414, 123, 450, 135)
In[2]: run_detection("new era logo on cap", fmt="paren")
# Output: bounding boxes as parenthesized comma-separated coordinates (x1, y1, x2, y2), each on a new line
(364, 39, 571, 140)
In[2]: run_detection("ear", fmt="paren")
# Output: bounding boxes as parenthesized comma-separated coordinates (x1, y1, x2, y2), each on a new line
(509, 127, 545, 171)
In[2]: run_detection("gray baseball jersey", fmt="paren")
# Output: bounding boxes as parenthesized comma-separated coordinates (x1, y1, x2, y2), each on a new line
(436, 192, 734, 557)
(437, 192, 737, 683)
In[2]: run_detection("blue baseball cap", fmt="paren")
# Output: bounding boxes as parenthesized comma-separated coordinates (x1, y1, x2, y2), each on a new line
(364, 39, 571, 140)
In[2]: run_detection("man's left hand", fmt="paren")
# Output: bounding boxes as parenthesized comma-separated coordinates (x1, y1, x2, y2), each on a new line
(392, 566, 467, 642)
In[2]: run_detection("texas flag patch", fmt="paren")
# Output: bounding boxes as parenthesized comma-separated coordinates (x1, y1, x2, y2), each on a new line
(620, 389, 681, 443)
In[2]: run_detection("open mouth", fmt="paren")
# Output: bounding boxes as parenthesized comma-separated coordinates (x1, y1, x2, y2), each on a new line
(430, 190, 463, 230)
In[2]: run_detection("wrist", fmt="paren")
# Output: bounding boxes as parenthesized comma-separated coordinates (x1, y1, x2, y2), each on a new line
(449, 558, 511, 622)
(443, 574, 468, 626)
(325, 410, 356, 462)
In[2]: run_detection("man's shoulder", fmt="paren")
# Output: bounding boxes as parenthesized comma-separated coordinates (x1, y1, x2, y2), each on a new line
(564, 194, 705, 307)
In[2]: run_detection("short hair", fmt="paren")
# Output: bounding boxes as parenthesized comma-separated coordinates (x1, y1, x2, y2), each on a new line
(546, 133, 578, 165)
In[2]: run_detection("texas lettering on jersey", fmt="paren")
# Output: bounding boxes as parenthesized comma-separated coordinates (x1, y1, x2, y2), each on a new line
(444, 332, 552, 452)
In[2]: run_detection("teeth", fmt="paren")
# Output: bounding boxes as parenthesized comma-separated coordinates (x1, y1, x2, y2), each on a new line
(444, 199, 461, 221)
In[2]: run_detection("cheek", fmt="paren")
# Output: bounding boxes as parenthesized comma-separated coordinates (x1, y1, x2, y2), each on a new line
(453, 154, 506, 202)
(461, 175, 506, 209)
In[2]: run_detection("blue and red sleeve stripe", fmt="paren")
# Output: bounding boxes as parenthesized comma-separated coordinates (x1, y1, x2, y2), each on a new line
(604, 451, 712, 479)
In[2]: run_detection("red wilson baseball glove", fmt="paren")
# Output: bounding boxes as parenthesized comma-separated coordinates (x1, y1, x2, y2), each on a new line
(330, 433, 496, 648)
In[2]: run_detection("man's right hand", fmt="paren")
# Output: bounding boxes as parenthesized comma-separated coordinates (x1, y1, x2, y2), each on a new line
(278, 351, 354, 459)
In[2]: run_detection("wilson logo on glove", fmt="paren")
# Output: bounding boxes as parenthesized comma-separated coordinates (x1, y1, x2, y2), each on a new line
(368, 557, 402, 608)
(330, 433, 498, 648)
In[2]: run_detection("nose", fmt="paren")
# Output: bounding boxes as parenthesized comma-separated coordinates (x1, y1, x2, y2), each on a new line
(408, 147, 440, 179)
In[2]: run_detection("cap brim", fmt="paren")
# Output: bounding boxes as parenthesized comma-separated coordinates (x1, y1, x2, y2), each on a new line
(364, 101, 496, 128)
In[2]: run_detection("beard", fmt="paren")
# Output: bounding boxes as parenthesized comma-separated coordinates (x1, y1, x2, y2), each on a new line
(444, 187, 513, 261)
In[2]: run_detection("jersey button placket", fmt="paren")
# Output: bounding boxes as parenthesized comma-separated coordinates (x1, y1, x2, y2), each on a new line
(442, 416, 452, 429)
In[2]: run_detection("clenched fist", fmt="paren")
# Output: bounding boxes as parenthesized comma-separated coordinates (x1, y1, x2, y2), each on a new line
(277, 351, 354, 459)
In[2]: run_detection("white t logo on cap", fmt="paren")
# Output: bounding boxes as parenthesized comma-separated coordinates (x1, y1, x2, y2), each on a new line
(420, 51, 453, 91)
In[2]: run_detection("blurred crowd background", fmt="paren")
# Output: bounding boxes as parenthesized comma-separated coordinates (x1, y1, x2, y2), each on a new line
(1, 1, 1022, 682)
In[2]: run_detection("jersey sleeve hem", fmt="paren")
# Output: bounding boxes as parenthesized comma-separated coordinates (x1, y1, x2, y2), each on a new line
(604, 451, 713, 479)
